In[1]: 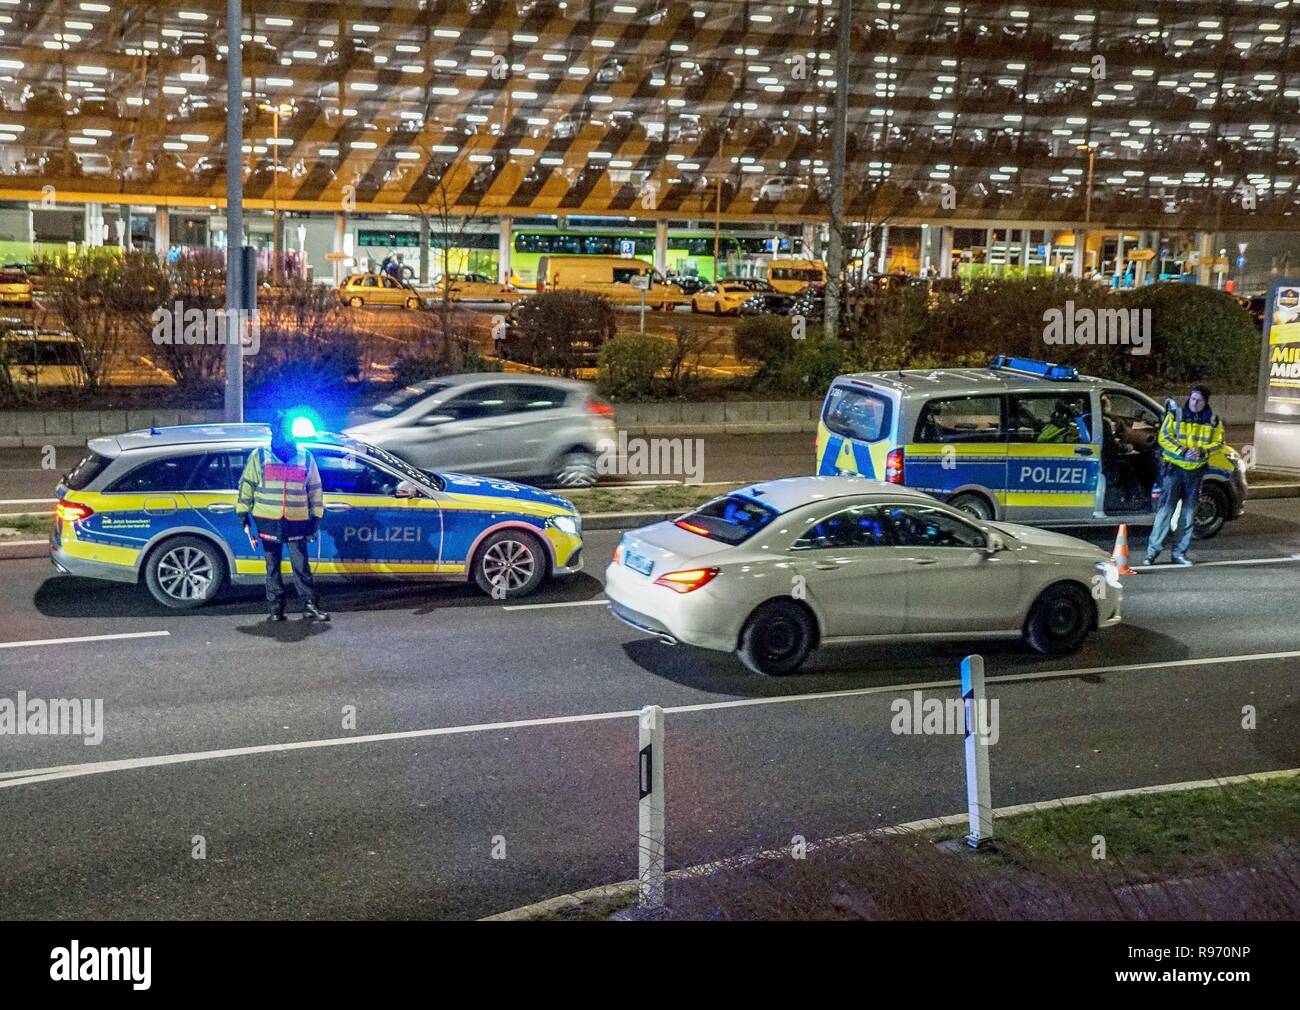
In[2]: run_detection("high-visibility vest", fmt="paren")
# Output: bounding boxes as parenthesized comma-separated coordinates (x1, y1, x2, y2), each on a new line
(236, 447, 324, 522)
(1157, 406, 1224, 472)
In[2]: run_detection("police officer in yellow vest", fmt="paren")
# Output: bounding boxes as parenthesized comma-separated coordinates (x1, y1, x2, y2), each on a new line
(236, 412, 329, 621)
(1144, 385, 1224, 567)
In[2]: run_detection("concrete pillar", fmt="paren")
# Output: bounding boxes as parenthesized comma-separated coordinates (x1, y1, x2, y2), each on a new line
(1114, 229, 1126, 285)
(1022, 227, 1032, 278)
(1196, 231, 1213, 286)
(83, 202, 104, 247)
(939, 226, 954, 279)
(920, 224, 931, 275)
(1149, 230, 1161, 282)
(498, 216, 512, 285)
(985, 227, 995, 269)
(118, 204, 132, 249)
(877, 223, 890, 274)
(333, 212, 346, 287)
(801, 222, 816, 259)
(654, 218, 668, 275)
(155, 206, 170, 261)
(1072, 229, 1085, 279)
(418, 213, 430, 285)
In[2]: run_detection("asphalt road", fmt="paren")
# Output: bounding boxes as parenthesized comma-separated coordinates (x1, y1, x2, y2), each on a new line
(1, 498, 1299, 919)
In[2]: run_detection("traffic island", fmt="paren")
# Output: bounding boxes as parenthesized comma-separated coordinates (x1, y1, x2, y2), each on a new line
(487, 769, 1300, 921)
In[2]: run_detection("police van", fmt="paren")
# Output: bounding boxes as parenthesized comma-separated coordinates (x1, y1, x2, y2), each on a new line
(815, 357, 1247, 538)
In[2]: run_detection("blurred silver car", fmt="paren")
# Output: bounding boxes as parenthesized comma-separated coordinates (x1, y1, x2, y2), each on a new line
(345, 373, 616, 487)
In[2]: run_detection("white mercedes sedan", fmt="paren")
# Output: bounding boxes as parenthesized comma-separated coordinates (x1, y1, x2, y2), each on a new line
(604, 477, 1122, 675)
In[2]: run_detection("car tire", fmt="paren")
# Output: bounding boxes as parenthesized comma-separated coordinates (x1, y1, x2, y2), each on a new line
(691, 300, 700, 313)
(143, 535, 226, 609)
(554, 449, 598, 488)
(472, 529, 548, 599)
(1193, 481, 1228, 540)
(713, 303, 722, 316)
(738, 600, 815, 675)
(1023, 582, 1093, 656)
(348, 296, 364, 308)
(949, 492, 995, 521)
(405, 296, 421, 310)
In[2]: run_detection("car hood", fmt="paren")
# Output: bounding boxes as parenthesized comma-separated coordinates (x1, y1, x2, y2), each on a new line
(986, 521, 1110, 561)
(437, 471, 577, 513)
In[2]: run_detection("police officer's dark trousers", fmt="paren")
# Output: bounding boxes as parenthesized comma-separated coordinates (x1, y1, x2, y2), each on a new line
(263, 538, 318, 614)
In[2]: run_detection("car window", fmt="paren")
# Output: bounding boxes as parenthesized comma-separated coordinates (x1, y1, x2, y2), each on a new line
(914, 396, 1004, 444)
(676, 494, 779, 545)
(791, 505, 893, 550)
(436, 386, 512, 421)
(823, 385, 891, 443)
(507, 383, 566, 412)
(361, 276, 377, 287)
(315, 451, 401, 497)
(1006, 392, 1091, 443)
(64, 450, 113, 491)
(612, 267, 644, 284)
(189, 451, 247, 491)
(881, 504, 986, 549)
(1105, 391, 1158, 428)
(109, 454, 204, 493)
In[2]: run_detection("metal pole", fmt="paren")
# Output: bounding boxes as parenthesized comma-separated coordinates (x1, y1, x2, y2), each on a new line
(224, 0, 244, 423)
(961, 655, 994, 849)
(825, 0, 851, 341)
(272, 107, 280, 287)
(713, 176, 721, 281)
(637, 704, 666, 910)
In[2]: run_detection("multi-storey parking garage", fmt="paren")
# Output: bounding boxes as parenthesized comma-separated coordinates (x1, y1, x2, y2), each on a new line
(0, 1, 1298, 284)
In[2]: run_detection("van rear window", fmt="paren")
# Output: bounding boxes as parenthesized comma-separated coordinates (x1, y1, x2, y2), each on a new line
(675, 495, 778, 545)
(823, 385, 891, 443)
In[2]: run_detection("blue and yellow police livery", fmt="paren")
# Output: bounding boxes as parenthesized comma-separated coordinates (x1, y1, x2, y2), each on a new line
(50, 424, 583, 608)
(816, 357, 1247, 538)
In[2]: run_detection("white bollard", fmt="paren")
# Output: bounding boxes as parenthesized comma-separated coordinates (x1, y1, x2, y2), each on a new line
(638, 704, 666, 909)
(961, 655, 994, 849)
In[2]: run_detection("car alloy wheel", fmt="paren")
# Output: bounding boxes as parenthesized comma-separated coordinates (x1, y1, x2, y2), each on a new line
(157, 545, 214, 601)
(555, 450, 598, 488)
(348, 296, 363, 308)
(474, 529, 547, 599)
(145, 536, 224, 609)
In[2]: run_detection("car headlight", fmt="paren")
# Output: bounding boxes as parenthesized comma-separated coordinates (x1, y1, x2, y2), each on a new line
(1094, 560, 1122, 589)
(550, 515, 580, 537)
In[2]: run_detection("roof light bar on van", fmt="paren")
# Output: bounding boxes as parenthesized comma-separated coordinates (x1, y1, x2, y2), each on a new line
(989, 356, 1079, 381)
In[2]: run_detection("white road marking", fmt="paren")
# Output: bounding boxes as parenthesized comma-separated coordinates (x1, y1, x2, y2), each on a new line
(0, 630, 171, 651)
(1132, 554, 1300, 572)
(502, 598, 609, 611)
(3, 647, 1299, 790)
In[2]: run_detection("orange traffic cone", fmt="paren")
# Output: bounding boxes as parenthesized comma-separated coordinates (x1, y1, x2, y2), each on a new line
(1111, 523, 1136, 575)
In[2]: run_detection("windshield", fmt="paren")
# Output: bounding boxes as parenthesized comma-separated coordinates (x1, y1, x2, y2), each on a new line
(676, 494, 779, 545)
(347, 439, 446, 491)
(370, 381, 452, 417)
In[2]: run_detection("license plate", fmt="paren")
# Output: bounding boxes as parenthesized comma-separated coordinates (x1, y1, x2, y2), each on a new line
(624, 550, 653, 576)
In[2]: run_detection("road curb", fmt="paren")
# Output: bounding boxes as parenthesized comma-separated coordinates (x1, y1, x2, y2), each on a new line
(0, 540, 46, 560)
(480, 766, 1300, 921)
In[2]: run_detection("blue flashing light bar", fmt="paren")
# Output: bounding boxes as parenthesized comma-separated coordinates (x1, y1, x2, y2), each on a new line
(989, 356, 1079, 381)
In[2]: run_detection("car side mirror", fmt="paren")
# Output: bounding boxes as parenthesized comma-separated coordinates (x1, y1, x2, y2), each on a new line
(984, 533, 1006, 553)
(394, 480, 421, 499)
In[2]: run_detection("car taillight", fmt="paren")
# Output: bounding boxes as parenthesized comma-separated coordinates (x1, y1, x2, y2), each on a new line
(674, 519, 710, 537)
(654, 567, 720, 593)
(55, 499, 93, 523)
(587, 398, 615, 417)
(885, 447, 905, 484)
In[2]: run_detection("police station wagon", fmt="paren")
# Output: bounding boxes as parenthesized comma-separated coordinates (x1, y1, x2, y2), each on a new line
(50, 424, 584, 608)
(815, 357, 1247, 539)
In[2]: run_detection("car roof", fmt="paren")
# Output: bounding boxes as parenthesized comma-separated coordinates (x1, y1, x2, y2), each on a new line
(833, 365, 1106, 399)
(400, 371, 586, 392)
(87, 423, 360, 458)
(728, 476, 935, 512)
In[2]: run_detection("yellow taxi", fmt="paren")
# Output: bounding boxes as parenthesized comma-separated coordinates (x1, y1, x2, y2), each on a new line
(0, 268, 34, 307)
(691, 282, 763, 315)
(337, 273, 424, 310)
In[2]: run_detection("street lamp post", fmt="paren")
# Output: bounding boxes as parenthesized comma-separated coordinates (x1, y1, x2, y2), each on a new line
(825, 0, 851, 342)
(1078, 143, 1096, 277)
(262, 102, 290, 286)
(224, 0, 244, 423)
